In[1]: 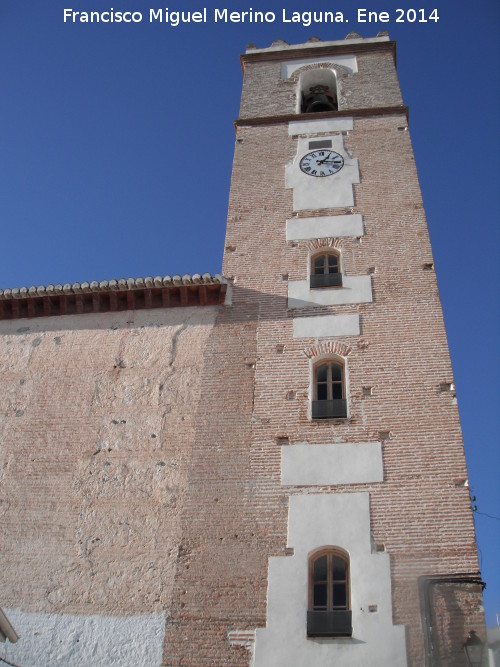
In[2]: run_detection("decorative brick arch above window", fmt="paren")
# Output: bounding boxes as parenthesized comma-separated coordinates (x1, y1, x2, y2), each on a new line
(288, 62, 352, 85)
(303, 341, 352, 360)
(307, 547, 352, 637)
(305, 238, 344, 253)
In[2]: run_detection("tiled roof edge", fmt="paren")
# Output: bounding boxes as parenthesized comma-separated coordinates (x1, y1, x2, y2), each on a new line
(0, 273, 226, 299)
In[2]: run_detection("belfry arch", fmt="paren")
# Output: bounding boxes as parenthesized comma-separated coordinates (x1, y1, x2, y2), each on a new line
(298, 68, 338, 113)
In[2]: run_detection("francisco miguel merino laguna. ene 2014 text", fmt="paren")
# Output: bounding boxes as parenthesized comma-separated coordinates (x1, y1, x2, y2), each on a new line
(63, 7, 439, 26)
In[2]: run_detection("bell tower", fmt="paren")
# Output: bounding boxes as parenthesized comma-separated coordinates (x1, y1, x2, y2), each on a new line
(222, 34, 485, 667)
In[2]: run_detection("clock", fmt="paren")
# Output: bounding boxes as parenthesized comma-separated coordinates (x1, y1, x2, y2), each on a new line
(299, 150, 344, 177)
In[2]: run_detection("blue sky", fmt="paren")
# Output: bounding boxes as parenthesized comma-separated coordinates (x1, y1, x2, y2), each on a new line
(1, 0, 499, 627)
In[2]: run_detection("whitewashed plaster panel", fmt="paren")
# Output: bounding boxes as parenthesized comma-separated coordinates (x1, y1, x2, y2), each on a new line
(282, 442, 383, 486)
(286, 134, 359, 211)
(288, 275, 372, 309)
(2, 610, 166, 667)
(293, 313, 360, 339)
(286, 214, 364, 241)
(281, 55, 358, 79)
(223, 282, 232, 306)
(0, 305, 217, 335)
(253, 494, 408, 667)
(288, 117, 353, 135)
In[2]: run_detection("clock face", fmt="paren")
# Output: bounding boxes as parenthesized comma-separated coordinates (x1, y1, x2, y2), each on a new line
(299, 150, 344, 177)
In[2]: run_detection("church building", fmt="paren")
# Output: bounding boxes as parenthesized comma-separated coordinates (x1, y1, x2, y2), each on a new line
(0, 33, 486, 666)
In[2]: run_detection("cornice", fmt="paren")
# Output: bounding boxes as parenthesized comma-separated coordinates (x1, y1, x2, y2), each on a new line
(240, 40, 396, 72)
(234, 105, 409, 129)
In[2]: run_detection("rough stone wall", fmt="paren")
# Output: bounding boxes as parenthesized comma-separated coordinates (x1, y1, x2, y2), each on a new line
(0, 307, 217, 621)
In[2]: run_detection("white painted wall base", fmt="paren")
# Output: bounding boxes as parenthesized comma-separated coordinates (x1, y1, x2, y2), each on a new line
(253, 494, 408, 667)
(2, 609, 166, 667)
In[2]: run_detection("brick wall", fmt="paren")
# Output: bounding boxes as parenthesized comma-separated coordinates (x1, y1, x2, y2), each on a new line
(239, 47, 403, 119)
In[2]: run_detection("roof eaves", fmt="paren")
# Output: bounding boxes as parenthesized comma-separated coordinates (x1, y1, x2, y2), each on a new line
(0, 273, 228, 321)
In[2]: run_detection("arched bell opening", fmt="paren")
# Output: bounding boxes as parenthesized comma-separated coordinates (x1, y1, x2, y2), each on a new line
(299, 68, 338, 114)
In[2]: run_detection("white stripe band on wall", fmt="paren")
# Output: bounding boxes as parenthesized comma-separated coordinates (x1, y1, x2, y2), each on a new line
(288, 117, 354, 135)
(293, 313, 360, 339)
(282, 442, 383, 486)
(286, 214, 364, 241)
(288, 275, 372, 309)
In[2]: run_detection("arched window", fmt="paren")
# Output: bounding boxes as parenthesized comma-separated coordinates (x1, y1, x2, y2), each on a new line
(310, 251, 342, 289)
(299, 69, 338, 114)
(307, 548, 352, 637)
(312, 359, 347, 419)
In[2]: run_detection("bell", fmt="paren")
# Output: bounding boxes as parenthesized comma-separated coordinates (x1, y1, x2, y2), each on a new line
(304, 93, 336, 113)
